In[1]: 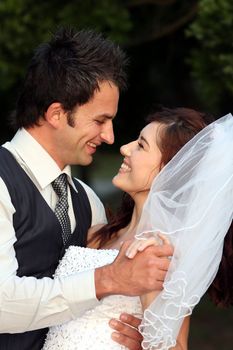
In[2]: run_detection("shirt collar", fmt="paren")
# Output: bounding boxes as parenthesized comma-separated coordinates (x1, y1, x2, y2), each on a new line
(6, 128, 77, 191)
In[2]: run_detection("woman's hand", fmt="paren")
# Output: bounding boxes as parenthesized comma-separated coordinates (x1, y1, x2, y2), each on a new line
(126, 233, 170, 259)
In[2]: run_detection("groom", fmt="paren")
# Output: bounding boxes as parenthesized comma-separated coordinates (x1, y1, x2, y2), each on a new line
(0, 27, 172, 349)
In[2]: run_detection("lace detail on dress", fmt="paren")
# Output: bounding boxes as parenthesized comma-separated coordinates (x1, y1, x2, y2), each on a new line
(139, 271, 200, 349)
(43, 246, 142, 350)
(54, 246, 119, 275)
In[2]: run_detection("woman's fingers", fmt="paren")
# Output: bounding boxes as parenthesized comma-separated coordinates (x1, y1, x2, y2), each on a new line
(157, 233, 170, 245)
(125, 239, 144, 258)
(125, 234, 169, 259)
(137, 237, 160, 252)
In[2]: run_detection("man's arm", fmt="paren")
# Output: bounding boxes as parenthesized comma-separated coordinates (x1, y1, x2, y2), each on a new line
(95, 240, 173, 298)
(0, 178, 99, 332)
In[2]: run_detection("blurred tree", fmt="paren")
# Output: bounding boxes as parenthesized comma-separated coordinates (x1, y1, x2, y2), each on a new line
(0, 0, 132, 92)
(1, 0, 233, 141)
(125, 0, 197, 46)
(0, 0, 197, 91)
(186, 0, 233, 113)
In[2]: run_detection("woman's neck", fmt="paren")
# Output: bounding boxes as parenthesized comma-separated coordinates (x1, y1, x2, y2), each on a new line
(124, 203, 143, 238)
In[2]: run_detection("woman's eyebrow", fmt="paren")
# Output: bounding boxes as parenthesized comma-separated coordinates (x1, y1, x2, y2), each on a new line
(140, 135, 150, 147)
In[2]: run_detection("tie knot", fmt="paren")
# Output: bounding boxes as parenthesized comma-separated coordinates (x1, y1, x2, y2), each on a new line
(52, 174, 68, 197)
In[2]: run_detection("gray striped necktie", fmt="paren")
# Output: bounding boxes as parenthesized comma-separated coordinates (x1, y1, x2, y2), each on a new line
(52, 174, 72, 245)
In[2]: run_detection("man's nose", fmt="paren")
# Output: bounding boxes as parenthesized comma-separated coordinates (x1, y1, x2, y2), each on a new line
(100, 122, 114, 144)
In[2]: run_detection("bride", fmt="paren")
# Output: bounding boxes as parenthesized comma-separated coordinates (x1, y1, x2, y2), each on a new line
(43, 107, 233, 350)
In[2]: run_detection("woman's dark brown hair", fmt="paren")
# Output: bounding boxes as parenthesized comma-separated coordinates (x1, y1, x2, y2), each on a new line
(89, 107, 233, 307)
(208, 222, 233, 307)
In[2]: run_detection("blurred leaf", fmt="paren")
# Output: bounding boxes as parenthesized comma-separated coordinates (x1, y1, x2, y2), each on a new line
(186, 0, 233, 111)
(0, 0, 132, 91)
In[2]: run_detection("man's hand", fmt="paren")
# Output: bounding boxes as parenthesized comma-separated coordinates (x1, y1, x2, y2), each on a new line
(109, 313, 143, 350)
(95, 240, 173, 298)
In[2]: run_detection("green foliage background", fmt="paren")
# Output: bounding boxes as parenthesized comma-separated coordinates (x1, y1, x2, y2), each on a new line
(1, 0, 233, 147)
(187, 0, 233, 110)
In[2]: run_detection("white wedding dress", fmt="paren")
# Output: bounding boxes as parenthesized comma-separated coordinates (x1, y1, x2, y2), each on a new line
(43, 246, 142, 350)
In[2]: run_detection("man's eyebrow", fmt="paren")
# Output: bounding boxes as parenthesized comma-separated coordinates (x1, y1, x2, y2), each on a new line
(140, 135, 150, 146)
(96, 114, 115, 120)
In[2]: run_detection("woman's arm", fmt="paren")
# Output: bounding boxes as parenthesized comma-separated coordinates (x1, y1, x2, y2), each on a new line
(171, 317, 190, 350)
(140, 292, 190, 350)
(127, 235, 190, 350)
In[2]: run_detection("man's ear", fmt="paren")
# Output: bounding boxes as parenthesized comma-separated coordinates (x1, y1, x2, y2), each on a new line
(44, 102, 65, 127)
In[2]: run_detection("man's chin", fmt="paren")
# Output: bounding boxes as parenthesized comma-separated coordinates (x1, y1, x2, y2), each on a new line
(80, 156, 93, 166)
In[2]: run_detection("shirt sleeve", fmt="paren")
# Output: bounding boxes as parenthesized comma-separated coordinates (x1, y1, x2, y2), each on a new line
(76, 179, 107, 226)
(0, 177, 99, 333)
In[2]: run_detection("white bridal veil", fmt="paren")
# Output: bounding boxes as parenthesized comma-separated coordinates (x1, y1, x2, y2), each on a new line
(135, 113, 233, 349)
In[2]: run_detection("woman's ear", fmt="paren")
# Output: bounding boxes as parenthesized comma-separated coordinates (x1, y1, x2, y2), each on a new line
(44, 102, 65, 128)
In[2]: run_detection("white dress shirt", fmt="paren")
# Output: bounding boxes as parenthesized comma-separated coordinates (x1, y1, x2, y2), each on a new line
(0, 128, 107, 333)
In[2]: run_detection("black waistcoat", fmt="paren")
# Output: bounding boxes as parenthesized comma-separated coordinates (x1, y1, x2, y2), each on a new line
(0, 147, 92, 349)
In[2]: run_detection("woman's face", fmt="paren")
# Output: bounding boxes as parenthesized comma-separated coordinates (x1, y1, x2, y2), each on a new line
(113, 122, 163, 197)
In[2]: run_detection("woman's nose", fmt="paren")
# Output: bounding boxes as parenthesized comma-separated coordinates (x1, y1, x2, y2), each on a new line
(120, 141, 134, 156)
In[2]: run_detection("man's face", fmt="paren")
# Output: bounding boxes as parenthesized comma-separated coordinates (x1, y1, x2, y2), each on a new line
(55, 81, 119, 169)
